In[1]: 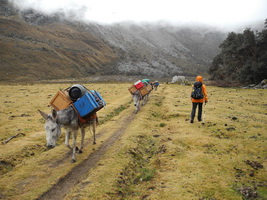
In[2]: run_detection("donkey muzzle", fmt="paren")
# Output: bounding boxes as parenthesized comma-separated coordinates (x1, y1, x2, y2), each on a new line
(47, 144, 55, 149)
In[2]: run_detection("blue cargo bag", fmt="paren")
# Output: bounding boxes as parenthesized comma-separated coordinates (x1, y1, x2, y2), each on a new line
(74, 91, 106, 117)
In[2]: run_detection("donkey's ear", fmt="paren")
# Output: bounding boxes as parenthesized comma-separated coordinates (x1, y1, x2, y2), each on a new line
(52, 109, 57, 119)
(38, 109, 48, 120)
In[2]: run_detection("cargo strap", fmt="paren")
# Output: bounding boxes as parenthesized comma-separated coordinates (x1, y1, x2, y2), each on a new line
(83, 86, 105, 108)
(65, 85, 105, 108)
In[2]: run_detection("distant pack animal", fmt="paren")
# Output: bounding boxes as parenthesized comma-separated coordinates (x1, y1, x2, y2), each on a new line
(171, 76, 186, 85)
(152, 81, 160, 91)
(132, 82, 151, 114)
(38, 107, 97, 163)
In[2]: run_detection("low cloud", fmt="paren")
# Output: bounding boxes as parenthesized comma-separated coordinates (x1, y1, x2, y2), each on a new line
(9, 0, 267, 29)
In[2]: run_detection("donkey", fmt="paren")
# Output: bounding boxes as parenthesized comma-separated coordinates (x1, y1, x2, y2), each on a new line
(38, 106, 97, 163)
(132, 82, 151, 114)
(132, 90, 143, 114)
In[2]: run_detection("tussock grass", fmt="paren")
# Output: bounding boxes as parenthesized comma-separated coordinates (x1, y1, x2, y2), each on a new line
(0, 83, 266, 200)
(110, 135, 158, 199)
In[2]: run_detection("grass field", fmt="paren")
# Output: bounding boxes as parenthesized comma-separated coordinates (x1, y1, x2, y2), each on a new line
(0, 82, 266, 200)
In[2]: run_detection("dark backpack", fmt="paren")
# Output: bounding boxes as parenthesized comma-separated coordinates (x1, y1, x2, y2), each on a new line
(191, 82, 204, 99)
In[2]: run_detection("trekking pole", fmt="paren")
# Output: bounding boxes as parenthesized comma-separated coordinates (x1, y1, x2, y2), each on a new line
(202, 102, 206, 125)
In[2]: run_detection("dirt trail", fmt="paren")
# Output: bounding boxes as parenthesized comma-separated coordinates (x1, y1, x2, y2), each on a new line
(37, 112, 135, 200)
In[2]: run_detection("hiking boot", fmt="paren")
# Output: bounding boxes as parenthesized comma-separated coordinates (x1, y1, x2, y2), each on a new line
(190, 120, 194, 123)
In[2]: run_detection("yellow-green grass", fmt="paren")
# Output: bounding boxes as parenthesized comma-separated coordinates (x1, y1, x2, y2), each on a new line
(0, 83, 266, 200)
(0, 83, 131, 199)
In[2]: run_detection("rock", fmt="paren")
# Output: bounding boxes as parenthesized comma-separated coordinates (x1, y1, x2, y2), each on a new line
(239, 186, 258, 199)
(243, 80, 267, 89)
(259, 79, 267, 86)
(253, 79, 267, 89)
(245, 160, 263, 170)
(0, 0, 18, 16)
(171, 76, 186, 85)
(231, 116, 238, 120)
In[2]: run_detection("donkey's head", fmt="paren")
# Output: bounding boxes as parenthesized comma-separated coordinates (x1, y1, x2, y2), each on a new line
(38, 109, 61, 148)
(132, 92, 140, 107)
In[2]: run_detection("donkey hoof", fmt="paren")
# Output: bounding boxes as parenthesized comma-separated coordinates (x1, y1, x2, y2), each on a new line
(78, 150, 83, 154)
(71, 159, 76, 163)
(75, 146, 79, 151)
(93, 141, 96, 145)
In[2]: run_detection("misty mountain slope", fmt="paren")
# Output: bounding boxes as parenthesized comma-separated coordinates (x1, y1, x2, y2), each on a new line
(81, 22, 226, 76)
(0, 0, 227, 81)
(0, 16, 118, 81)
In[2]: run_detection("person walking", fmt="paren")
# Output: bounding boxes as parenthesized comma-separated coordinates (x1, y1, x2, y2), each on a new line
(190, 76, 208, 123)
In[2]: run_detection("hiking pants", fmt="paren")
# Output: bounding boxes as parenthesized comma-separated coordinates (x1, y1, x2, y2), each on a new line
(191, 102, 203, 122)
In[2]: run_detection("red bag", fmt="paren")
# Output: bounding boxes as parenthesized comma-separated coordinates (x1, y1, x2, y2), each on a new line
(134, 80, 144, 89)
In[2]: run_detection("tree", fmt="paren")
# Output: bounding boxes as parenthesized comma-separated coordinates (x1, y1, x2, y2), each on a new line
(208, 54, 224, 80)
(209, 19, 267, 85)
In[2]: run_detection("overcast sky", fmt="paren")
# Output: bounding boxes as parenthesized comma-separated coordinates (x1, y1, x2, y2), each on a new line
(10, 0, 267, 30)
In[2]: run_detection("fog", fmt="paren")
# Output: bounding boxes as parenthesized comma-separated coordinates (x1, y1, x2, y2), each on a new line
(9, 0, 267, 30)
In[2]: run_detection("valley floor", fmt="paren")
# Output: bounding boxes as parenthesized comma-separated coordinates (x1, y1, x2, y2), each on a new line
(0, 83, 266, 200)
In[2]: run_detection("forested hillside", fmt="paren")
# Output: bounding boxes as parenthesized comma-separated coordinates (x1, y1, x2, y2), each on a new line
(209, 19, 267, 85)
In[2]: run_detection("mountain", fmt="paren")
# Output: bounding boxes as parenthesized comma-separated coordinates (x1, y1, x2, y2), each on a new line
(0, 0, 118, 82)
(86, 23, 226, 76)
(0, 0, 226, 82)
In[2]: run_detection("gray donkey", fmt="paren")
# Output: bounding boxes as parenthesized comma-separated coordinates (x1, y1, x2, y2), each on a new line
(38, 106, 96, 163)
(132, 91, 147, 114)
(132, 82, 152, 114)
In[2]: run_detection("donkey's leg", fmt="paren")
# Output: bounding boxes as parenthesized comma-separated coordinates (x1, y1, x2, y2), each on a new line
(65, 128, 72, 150)
(78, 127, 85, 154)
(142, 96, 146, 106)
(88, 120, 96, 144)
(71, 129, 78, 163)
(146, 94, 149, 103)
(92, 119, 96, 145)
(141, 96, 146, 106)
(135, 100, 140, 114)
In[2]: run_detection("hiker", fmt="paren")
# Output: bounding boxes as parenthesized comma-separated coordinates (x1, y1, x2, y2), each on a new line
(190, 76, 208, 123)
